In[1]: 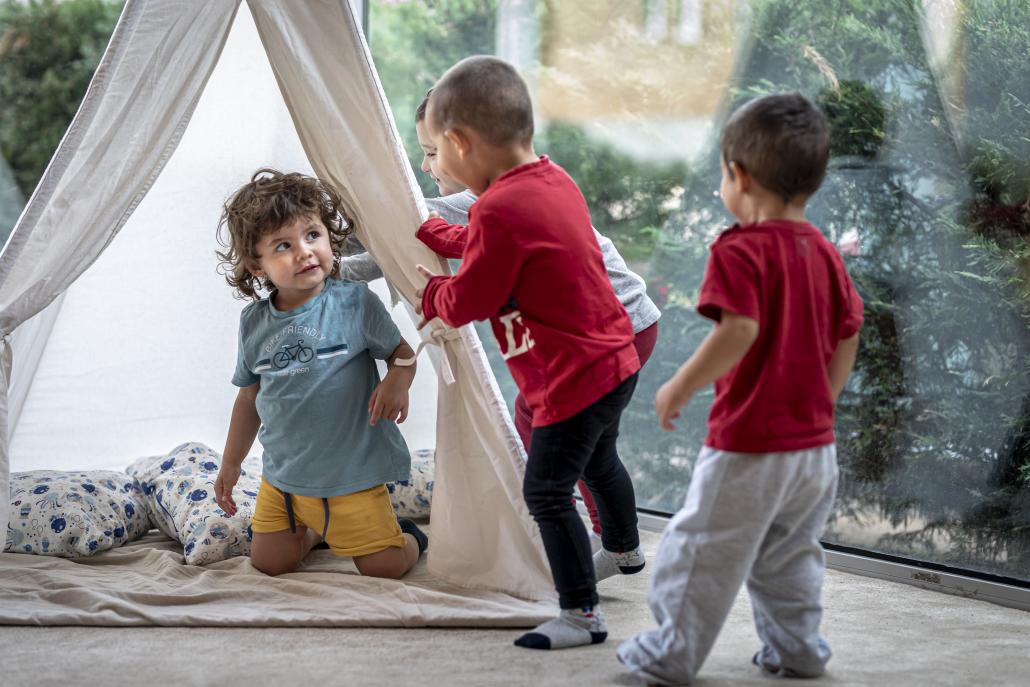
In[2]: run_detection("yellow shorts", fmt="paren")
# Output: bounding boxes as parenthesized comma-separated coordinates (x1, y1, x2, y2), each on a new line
(251, 477, 406, 557)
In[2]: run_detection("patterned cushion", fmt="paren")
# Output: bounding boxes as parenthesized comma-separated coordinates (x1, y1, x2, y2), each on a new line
(127, 442, 260, 566)
(127, 442, 434, 565)
(387, 448, 434, 518)
(4, 471, 151, 557)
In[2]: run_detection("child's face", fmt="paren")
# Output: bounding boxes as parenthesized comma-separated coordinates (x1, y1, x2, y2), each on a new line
(423, 107, 489, 195)
(249, 213, 334, 305)
(416, 119, 465, 196)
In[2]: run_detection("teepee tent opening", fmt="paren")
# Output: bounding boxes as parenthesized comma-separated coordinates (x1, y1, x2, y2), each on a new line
(0, 0, 553, 603)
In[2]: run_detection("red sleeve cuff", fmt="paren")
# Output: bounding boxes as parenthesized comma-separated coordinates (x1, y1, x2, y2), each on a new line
(420, 275, 449, 323)
(417, 217, 466, 259)
(697, 295, 760, 324)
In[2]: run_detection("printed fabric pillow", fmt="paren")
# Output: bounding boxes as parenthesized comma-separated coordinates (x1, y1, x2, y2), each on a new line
(127, 442, 260, 565)
(5, 471, 151, 557)
(387, 448, 434, 518)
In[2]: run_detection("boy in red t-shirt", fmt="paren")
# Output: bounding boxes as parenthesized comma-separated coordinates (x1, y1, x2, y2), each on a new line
(414, 56, 645, 650)
(618, 93, 863, 684)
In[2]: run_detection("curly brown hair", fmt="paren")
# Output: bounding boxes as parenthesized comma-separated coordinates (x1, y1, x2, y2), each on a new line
(216, 168, 354, 300)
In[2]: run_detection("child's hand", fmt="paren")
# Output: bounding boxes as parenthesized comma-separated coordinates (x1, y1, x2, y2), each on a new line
(413, 263, 441, 330)
(214, 465, 241, 516)
(655, 379, 690, 432)
(369, 374, 409, 425)
(426, 211, 441, 221)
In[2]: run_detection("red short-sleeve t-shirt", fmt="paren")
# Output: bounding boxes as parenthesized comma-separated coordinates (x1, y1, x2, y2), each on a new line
(697, 219, 863, 453)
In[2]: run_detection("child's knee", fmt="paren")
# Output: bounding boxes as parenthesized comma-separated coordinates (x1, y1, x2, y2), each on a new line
(522, 479, 574, 518)
(250, 552, 300, 576)
(354, 544, 411, 579)
(249, 529, 305, 576)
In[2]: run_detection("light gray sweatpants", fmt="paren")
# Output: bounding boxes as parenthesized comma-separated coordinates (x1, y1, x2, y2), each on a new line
(618, 444, 838, 685)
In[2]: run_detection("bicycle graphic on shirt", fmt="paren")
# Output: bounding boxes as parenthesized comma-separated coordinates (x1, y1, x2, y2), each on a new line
(272, 340, 314, 369)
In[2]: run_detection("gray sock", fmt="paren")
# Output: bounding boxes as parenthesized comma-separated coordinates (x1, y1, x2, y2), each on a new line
(594, 546, 645, 581)
(514, 607, 608, 650)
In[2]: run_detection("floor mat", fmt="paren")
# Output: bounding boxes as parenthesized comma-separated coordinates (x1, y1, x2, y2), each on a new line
(0, 529, 557, 627)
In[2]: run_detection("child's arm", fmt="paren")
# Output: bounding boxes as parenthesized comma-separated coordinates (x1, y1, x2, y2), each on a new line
(655, 312, 759, 431)
(215, 382, 260, 516)
(338, 235, 384, 282)
(827, 332, 860, 402)
(416, 212, 468, 259)
(368, 338, 417, 426)
(416, 210, 522, 329)
(339, 252, 384, 282)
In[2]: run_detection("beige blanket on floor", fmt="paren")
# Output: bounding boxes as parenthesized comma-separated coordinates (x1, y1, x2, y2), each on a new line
(0, 531, 557, 627)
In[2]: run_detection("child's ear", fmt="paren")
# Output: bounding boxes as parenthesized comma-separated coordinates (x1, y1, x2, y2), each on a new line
(444, 128, 471, 159)
(729, 161, 751, 194)
(246, 260, 263, 279)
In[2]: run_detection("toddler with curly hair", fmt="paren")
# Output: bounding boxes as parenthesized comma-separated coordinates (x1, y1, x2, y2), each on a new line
(213, 168, 427, 578)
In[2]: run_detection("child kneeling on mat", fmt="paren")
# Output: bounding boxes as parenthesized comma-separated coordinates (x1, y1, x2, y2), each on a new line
(214, 168, 427, 578)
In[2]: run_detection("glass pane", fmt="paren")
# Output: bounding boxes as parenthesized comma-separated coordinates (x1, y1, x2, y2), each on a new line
(371, 0, 1030, 583)
(0, 150, 21, 243)
(0, 0, 123, 244)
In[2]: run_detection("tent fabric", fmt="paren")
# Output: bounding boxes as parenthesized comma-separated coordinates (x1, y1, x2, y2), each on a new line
(0, 529, 556, 627)
(0, 0, 242, 567)
(0, 0, 554, 604)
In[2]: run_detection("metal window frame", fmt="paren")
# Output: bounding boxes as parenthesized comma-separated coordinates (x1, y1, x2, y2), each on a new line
(632, 509, 1030, 613)
(349, 0, 369, 36)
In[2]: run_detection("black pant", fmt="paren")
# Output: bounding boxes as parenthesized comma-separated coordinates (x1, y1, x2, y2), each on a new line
(523, 373, 640, 609)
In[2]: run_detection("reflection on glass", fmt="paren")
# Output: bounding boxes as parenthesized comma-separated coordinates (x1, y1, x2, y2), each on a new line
(0, 0, 121, 245)
(372, 0, 1029, 583)
(0, 154, 22, 246)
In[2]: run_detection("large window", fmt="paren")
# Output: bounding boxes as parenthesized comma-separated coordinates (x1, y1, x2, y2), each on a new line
(0, 0, 122, 245)
(5, 0, 1027, 586)
(371, 0, 1030, 584)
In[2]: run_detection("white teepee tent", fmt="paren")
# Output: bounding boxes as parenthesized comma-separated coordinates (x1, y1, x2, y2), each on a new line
(0, 0, 554, 602)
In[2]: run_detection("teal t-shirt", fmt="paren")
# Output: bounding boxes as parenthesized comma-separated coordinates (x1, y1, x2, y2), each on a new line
(232, 279, 409, 497)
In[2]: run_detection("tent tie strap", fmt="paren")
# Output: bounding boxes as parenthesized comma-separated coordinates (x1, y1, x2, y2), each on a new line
(394, 326, 461, 385)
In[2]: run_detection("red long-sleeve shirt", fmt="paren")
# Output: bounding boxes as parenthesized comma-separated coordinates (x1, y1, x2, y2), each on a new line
(416, 220, 465, 259)
(420, 156, 639, 427)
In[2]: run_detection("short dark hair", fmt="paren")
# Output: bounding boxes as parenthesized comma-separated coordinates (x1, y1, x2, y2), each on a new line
(427, 55, 534, 147)
(720, 93, 830, 202)
(415, 88, 432, 123)
(216, 169, 353, 300)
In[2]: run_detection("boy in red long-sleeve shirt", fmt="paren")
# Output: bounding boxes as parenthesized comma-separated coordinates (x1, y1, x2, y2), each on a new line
(414, 55, 646, 650)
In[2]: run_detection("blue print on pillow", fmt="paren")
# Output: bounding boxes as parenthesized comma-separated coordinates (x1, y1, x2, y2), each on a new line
(387, 448, 434, 518)
(127, 442, 260, 565)
(5, 471, 151, 557)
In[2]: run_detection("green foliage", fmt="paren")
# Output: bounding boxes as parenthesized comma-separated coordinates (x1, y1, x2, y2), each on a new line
(370, 0, 498, 198)
(961, 0, 1030, 209)
(0, 0, 122, 197)
(535, 122, 687, 261)
(817, 80, 887, 158)
(369, 0, 687, 263)
(637, 0, 1030, 580)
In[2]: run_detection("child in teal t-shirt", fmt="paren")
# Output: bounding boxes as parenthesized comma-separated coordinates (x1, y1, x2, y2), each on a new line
(214, 168, 428, 579)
